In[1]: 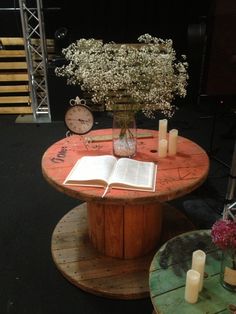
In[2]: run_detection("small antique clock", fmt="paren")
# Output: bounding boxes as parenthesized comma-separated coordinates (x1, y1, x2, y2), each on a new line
(65, 97, 94, 135)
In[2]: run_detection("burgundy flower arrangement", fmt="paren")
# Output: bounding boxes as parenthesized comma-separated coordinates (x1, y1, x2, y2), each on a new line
(211, 219, 236, 251)
(211, 218, 236, 291)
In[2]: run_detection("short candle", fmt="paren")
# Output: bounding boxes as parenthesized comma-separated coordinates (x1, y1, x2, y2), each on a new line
(158, 139, 168, 157)
(185, 269, 200, 304)
(191, 249, 206, 291)
(158, 119, 168, 140)
(168, 129, 178, 156)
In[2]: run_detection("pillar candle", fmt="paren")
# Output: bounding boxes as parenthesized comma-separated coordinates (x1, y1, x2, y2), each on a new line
(159, 119, 168, 140)
(168, 129, 178, 156)
(158, 139, 168, 157)
(184, 269, 200, 304)
(191, 250, 206, 291)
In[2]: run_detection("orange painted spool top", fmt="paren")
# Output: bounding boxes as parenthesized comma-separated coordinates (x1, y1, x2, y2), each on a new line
(41, 128, 210, 205)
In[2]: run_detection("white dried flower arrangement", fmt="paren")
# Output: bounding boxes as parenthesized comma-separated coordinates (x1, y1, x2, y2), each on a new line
(55, 33, 188, 118)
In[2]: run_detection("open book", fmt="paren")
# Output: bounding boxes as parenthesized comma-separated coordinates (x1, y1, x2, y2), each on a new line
(63, 155, 157, 197)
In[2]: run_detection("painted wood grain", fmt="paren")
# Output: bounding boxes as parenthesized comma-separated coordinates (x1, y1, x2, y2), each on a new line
(43, 129, 209, 299)
(41, 129, 209, 204)
(87, 201, 163, 259)
(51, 203, 195, 299)
(149, 230, 236, 313)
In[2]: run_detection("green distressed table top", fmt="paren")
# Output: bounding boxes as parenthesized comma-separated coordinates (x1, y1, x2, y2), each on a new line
(149, 230, 236, 314)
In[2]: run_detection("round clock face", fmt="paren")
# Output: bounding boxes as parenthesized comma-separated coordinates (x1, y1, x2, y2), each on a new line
(65, 104, 94, 135)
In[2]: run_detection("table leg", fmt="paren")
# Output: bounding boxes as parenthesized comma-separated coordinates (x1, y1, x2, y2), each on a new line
(87, 202, 163, 259)
(51, 202, 195, 299)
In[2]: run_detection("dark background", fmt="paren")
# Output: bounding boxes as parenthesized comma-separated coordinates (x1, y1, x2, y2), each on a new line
(0, 0, 211, 45)
(0, 0, 212, 108)
(2, 0, 236, 119)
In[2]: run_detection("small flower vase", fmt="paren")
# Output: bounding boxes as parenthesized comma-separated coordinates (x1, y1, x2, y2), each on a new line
(112, 110, 137, 158)
(220, 249, 236, 292)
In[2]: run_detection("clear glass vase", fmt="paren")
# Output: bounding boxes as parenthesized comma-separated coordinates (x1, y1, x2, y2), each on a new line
(112, 110, 137, 158)
(220, 249, 236, 292)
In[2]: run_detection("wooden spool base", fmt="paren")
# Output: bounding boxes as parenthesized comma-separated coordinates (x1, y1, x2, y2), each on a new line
(51, 203, 195, 300)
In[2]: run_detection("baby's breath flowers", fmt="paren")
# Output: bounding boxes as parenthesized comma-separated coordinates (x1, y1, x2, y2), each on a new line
(55, 34, 188, 118)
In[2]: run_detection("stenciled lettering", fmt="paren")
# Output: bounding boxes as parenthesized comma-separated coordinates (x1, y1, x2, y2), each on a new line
(51, 146, 67, 163)
(51, 157, 64, 163)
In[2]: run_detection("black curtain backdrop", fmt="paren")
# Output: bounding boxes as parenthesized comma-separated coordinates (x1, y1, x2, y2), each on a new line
(47, 0, 212, 53)
(0, 0, 212, 53)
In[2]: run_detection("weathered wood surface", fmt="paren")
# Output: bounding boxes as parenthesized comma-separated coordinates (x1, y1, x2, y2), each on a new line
(87, 201, 163, 259)
(42, 128, 209, 258)
(0, 62, 27, 70)
(0, 37, 54, 114)
(0, 96, 30, 104)
(0, 50, 26, 58)
(149, 230, 236, 313)
(0, 85, 29, 93)
(51, 203, 195, 299)
(0, 37, 28, 114)
(0, 106, 32, 114)
(41, 128, 209, 204)
(0, 37, 54, 46)
(43, 129, 208, 298)
(0, 73, 29, 82)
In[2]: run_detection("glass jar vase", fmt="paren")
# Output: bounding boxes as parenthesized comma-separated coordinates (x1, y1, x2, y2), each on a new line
(112, 110, 137, 158)
(220, 249, 236, 292)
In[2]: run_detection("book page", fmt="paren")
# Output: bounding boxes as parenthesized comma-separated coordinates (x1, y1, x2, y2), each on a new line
(108, 158, 157, 191)
(64, 155, 117, 185)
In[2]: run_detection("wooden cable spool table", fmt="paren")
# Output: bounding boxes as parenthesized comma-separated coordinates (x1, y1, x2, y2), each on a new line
(41, 128, 209, 299)
(149, 230, 236, 314)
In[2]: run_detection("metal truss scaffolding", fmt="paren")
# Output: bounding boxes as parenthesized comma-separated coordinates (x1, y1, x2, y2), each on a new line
(223, 140, 236, 221)
(19, 0, 51, 122)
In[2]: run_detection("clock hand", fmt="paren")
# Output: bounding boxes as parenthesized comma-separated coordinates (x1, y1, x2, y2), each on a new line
(67, 118, 90, 123)
(78, 118, 90, 123)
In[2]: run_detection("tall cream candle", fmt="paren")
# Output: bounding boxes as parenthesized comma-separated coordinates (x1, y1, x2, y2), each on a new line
(158, 139, 168, 157)
(184, 269, 200, 304)
(191, 250, 206, 291)
(168, 129, 178, 156)
(159, 119, 168, 140)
